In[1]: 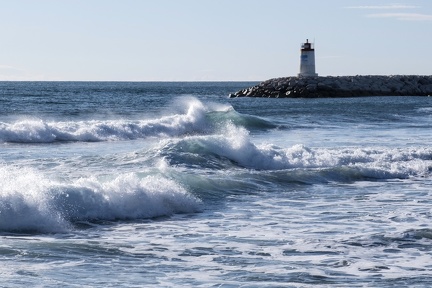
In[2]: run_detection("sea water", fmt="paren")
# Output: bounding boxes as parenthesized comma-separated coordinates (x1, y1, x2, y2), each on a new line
(1, 81, 432, 287)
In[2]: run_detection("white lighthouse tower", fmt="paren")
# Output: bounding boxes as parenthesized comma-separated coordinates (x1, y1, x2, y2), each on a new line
(298, 39, 318, 77)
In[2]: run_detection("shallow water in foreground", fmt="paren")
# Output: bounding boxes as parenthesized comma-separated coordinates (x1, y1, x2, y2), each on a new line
(1, 82, 432, 287)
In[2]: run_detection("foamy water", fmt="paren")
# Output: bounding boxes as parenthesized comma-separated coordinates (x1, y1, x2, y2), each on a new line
(1, 82, 432, 287)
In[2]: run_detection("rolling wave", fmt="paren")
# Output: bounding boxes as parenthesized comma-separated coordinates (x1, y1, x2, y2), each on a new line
(158, 124, 432, 181)
(0, 98, 276, 143)
(0, 167, 202, 233)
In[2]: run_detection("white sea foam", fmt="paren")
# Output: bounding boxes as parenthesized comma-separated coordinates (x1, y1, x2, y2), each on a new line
(0, 166, 202, 232)
(0, 98, 276, 144)
(0, 98, 216, 143)
(3, 83, 432, 286)
(167, 124, 432, 179)
(417, 107, 432, 113)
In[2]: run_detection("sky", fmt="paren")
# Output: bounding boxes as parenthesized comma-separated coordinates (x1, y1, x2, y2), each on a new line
(0, 0, 431, 81)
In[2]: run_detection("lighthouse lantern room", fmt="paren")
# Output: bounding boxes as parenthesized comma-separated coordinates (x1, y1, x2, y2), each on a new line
(298, 39, 318, 77)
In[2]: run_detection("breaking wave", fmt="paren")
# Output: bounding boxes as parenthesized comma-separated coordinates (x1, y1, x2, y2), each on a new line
(158, 124, 432, 181)
(0, 98, 275, 143)
(0, 167, 202, 233)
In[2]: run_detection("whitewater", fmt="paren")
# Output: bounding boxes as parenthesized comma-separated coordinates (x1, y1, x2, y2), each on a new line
(1, 81, 432, 287)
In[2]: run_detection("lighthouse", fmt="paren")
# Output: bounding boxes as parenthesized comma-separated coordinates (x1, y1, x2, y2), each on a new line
(298, 39, 318, 77)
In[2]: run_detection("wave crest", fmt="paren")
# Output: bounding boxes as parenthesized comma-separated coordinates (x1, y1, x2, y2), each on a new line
(0, 98, 276, 143)
(158, 125, 432, 179)
(0, 167, 202, 233)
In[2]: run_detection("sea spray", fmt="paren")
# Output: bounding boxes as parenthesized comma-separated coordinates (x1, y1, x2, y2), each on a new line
(0, 166, 202, 233)
(0, 99, 207, 143)
(157, 124, 432, 179)
(0, 98, 281, 144)
(2, 82, 432, 286)
(0, 166, 67, 232)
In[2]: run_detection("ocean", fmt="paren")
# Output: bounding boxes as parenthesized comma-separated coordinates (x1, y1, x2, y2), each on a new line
(1, 81, 432, 287)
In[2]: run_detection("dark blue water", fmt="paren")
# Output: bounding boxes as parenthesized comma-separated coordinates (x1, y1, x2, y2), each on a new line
(1, 82, 432, 287)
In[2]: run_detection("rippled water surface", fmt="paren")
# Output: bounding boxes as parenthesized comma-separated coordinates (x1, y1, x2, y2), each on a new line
(1, 82, 432, 287)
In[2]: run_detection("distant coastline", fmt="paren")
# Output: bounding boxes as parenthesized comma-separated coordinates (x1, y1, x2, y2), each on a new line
(229, 75, 432, 98)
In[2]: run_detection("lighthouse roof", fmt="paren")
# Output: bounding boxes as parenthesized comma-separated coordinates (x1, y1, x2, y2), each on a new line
(301, 41, 314, 51)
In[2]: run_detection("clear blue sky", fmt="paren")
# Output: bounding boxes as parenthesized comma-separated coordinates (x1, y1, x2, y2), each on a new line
(0, 0, 431, 81)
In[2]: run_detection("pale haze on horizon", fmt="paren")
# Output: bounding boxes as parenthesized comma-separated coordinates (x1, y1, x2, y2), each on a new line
(0, 0, 431, 81)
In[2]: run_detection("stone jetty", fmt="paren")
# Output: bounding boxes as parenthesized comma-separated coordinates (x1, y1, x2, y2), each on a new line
(229, 75, 432, 98)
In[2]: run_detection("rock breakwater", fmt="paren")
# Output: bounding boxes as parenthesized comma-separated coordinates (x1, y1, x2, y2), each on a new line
(230, 75, 432, 98)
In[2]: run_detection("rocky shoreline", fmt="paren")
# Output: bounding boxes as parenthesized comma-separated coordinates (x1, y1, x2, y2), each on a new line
(229, 75, 432, 98)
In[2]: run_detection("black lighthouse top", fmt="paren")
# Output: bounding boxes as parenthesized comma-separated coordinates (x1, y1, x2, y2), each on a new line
(301, 39, 314, 51)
